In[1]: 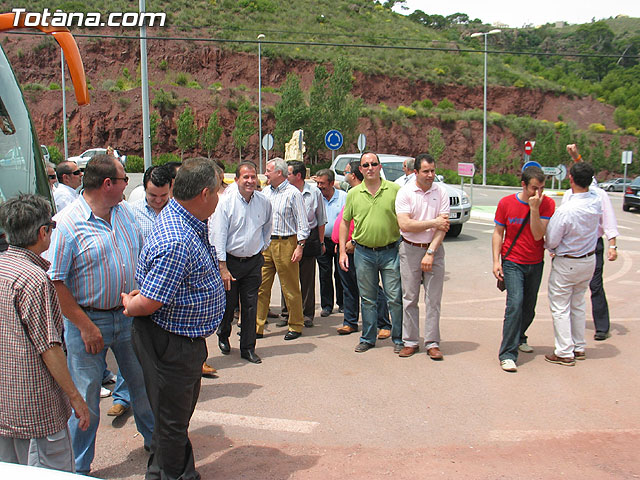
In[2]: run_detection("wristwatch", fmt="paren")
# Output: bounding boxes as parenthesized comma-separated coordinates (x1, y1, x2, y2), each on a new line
(426, 248, 435, 255)
(297, 241, 305, 247)
(609, 245, 618, 250)
(351, 240, 356, 246)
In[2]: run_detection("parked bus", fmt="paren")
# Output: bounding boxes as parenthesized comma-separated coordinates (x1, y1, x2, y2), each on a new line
(0, 12, 89, 249)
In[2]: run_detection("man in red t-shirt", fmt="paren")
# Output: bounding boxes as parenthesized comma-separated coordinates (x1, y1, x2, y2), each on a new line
(492, 166, 555, 373)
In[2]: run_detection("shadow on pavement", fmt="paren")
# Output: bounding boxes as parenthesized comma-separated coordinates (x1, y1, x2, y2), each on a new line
(196, 445, 319, 480)
(91, 445, 149, 479)
(439, 340, 480, 356)
(198, 382, 262, 402)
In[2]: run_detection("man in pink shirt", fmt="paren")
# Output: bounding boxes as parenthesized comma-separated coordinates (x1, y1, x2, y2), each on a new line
(395, 154, 450, 360)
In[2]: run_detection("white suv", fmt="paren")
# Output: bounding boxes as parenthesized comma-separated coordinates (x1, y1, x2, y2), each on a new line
(330, 153, 471, 237)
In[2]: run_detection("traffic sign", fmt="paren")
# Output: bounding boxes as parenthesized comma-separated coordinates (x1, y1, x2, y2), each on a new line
(458, 163, 475, 178)
(262, 133, 274, 151)
(556, 164, 567, 181)
(542, 166, 561, 176)
(522, 160, 542, 172)
(524, 141, 535, 156)
(357, 133, 366, 153)
(324, 130, 343, 151)
(622, 151, 633, 164)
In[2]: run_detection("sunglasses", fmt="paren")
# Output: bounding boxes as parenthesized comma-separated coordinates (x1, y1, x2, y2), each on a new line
(41, 220, 56, 231)
(48, 174, 57, 180)
(361, 162, 380, 168)
(70, 170, 82, 176)
(110, 176, 129, 183)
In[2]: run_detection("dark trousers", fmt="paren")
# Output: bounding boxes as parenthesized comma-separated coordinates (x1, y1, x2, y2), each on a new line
(217, 253, 264, 350)
(317, 237, 344, 312)
(132, 317, 207, 480)
(338, 252, 390, 329)
(590, 237, 610, 334)
(281, 255, 317, 320)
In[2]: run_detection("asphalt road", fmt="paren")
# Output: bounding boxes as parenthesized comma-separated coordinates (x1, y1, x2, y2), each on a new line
(92, 185, 640, 479)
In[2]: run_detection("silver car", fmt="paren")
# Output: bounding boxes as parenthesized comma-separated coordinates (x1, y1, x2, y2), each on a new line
(330, 153, 471, 237)
(598, 178, 631, 192)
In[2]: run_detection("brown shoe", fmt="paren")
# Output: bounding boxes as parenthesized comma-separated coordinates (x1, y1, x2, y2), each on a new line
(337, 325, 357, 335)
(398, 346, 419, 357)
(574, 351, 586, 361)
(377, 329, 391, 339)
(202, 362, 218, 376)
(427, 346, 444, 360)
(544, 353, 575, 366)
(107, 404, 129, 417)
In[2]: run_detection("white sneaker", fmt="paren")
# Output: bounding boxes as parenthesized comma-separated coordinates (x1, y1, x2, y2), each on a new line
(102, 372, 117, 385)
(518, 343, 534, 353)
(100, 386, 112, 398)
(501, 359, 517, 372)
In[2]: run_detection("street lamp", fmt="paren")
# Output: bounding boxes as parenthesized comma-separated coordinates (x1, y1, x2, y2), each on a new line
(470, 29, 501, 186)
(257, 33, 265, 174)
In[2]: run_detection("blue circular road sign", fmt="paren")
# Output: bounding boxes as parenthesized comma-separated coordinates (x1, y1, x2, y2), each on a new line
(325, 130, 343, 151)
(522, 160, 542, 172)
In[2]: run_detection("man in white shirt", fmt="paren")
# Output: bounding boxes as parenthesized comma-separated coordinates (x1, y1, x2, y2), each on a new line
(395, 154, 450, 360)
(394, 158, 415, 186)
(565, 144, 619, 341)
(545, 162, 602, 366)
(130, 165, 173, 239)
(210, 161, 272, 363)
(53, 161, 82, 211)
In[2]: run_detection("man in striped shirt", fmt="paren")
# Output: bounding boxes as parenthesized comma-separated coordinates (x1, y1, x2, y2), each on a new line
(47, 154, 153, 475)
(256, 158, 310, 340)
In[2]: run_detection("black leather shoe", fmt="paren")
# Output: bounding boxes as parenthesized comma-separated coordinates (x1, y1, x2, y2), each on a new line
(218, 338, 230, 355)
(241, 349, 262, 364)
(284, 331, 301, 341)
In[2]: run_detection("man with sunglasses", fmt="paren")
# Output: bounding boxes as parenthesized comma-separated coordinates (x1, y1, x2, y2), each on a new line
(0, 194, 89, 473)
(47, 154, 153, 475)
(53, 161, 83, 212)
(339, 152, 404, 354)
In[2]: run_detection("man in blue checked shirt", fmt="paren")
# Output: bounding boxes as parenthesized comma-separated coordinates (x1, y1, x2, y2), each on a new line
(122, 157, 225, 480)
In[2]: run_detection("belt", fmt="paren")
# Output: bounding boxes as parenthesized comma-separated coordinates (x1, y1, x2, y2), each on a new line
(559, 251, 595, 259)
(402, 236, 431, 249)
(228, 252, 261, 262)
(81, 305, 123, 312)
(270, 235, 294, 240)
(355, 241, 398, 252)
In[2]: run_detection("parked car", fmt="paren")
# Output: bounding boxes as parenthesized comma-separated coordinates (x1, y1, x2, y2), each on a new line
(330, 153, 471, 237)
(68, 147, 126, 170)
(598, 177, 631, 192)
(622, 176, 640, 212)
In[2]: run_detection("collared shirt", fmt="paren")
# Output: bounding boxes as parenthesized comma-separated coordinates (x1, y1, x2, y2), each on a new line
(130, 196, 160, 239)
(48, 195, 142, 309)
(343, 179, 401, 248)
(210, 188, 273, 261)
(395, 181, 450, 244)
(0, 246, 71, 439)
(322, 188, 347, 238)
(562, 185, 619, 240)
(263, 180, 310, 241)
(545, 190, 602, 257)
(395, 172, 415, 186)
(137, 199, 225, 338)
(53, 183, 79, 212)
(301, 182, 327, 230)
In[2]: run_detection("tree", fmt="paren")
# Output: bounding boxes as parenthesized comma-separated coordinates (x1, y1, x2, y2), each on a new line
(427, 128, 445, 161)
(149, 111, 160, 147)
(274, 73, 309, 152)
(306, 66, 330, 162)
(201, 110, 223, 160)
(232, 99, 256, 161)
(176, 106, 198, 160)
(326, 58, 361, 151)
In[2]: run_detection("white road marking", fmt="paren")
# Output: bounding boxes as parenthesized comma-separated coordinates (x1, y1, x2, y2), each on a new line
(192, 410, 319, 433)
(619, 235, 640, 242)
(489, 429, 640, 441)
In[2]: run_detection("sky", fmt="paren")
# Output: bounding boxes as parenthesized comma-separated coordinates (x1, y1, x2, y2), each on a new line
(394, 1, 640, 28)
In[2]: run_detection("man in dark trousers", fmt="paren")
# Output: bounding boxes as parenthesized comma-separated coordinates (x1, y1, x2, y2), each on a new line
(123, 157, 225, 480)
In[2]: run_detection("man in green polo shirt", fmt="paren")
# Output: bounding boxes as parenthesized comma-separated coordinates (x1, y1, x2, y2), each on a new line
(338, 152, 404, 353)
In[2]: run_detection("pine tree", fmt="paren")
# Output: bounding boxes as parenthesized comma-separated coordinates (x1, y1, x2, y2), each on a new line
(176, 106, 198, 160)
(202, 110, 223, 160)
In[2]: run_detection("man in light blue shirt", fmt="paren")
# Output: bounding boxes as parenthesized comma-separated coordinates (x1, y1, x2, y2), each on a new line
(210, 161, 272, 363)
(130, 165, 173, 239)
(315, 169, 347, 317)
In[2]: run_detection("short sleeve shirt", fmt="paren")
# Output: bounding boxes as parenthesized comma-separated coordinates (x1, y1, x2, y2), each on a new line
(343, 180, 400, 248)
(395, 182, 450, 244)
(494, 193, 555, 264)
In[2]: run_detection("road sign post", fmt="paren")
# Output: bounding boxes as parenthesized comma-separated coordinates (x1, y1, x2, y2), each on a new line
(325, 129, 343, 164)
(262, 133, 274, 166)
(357, 133, 366, 154)
(622, 151, 633, 187)
(458, 162, 475, 205)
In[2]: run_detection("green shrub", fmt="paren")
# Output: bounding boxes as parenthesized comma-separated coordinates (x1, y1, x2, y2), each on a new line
(118, 97, 131, 110)
(209, 82, 223, 91)
(48, 82, 61, 90)
(158, 59, 168, 71)
(175, 72, 189, 86)
(48, 145, 62, 165)
(102, 79, 117, 91)
(187, 80, 202, 89)
(397, 105, 417, 117)
(436, 98, 454, 110)
(589, 123, 607, 133)
(152, 89, 180, 111)
(23, 83, 45, 91)
(125, 155, 144, 173)
(154, 153, 181, 165)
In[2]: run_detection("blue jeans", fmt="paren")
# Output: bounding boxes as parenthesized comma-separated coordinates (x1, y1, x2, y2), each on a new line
(64, 310, 154, 473)
(499, 260, 544, 362)
(112, 374, 131, 408)
(353, 244, 403, 346)
(339, 252, 391, 329)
